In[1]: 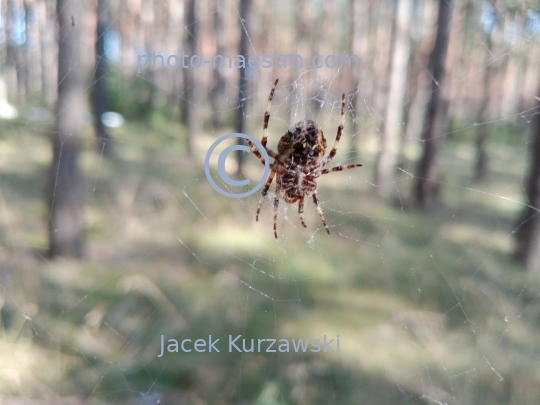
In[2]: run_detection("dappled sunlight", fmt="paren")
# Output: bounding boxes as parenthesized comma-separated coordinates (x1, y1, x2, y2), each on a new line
(438, 222, 514, 253)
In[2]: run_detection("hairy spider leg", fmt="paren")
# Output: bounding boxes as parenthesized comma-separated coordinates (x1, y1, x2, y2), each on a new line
(322, 93, 346, 166)
(320, 163, 363, 175)
(262, 78, 279, 148)
(256, 167, 277, 221)
(312, 193, 330, 234)
(273, 180, 282, 239)
(298, 197, 307, 228)
(246, 78, 279, 166)
(265, 148, 292, 166)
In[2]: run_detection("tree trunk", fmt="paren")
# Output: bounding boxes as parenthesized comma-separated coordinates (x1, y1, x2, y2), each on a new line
(38, 0, 56, 107)
(165, 0, 184, 112)
(6, 0, 26, 105)
(92, 0, 113, 156)
(118, 0, 136, 75)
(446, 0, 474, 125)
(48, 0, 86, 259)
(413, 0, 453, 209)
(353, 1, 377, 155)
(209, 0, 226, 128)
(371, 0, 394, 145)
(235, 0, 252, 176)
(403, 0, 437, 151)
(307, 0, 333, 114)
(288, 0, 309, 123)
(514, 87, 540, 272)
(347, 0, 371, 159)
(181, 0, 199, 155)
(25, 0, 41, 99)
(474, 30, 493, 182)
(376, 0, 413, 195)
(499, 8, 525, 123)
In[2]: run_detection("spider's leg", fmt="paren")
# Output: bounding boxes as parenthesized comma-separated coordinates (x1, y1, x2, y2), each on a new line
(246, 78, 279, 166)
(322, 93, 345, 166)
(312, 193, 330, 235)
(273, 181, 281, 239)
(263, 78, 279, 148)
(246, 142, 267, 166)
(256, 168, 277, 221)
(266, 149, 292, 166)
(298, 197, 307, 228)
(320, 163, 362, 175)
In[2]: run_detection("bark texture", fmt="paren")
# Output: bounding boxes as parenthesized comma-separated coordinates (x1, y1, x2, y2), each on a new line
(413, 0, 453, 209)
(48, 0, 86, 258)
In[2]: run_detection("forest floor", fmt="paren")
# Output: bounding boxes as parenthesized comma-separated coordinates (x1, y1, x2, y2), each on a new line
(1, 119, 539, 405)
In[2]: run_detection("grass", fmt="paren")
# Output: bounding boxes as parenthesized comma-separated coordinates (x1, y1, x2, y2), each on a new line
(0, 117, 539, 404)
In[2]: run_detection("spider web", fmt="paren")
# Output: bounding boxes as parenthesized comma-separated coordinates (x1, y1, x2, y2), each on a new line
(1, 1, 540, 405)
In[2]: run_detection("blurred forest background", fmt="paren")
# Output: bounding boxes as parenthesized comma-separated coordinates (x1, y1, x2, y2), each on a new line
(1, 0, 540, 404)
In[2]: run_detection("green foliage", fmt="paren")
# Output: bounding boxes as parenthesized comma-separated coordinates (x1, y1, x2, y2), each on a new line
(107, 70, 155, 120)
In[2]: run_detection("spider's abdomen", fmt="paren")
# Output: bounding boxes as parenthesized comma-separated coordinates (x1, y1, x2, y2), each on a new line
(277, 120, 326, 166)
(280, 169, 319, 202)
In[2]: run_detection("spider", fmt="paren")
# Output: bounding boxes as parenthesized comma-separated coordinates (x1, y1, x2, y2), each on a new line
(246, 79, 362, 239)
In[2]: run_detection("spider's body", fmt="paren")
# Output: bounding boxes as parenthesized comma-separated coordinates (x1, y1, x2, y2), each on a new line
(280, 165, 318, 203)
(246, 79, 362, 238)
(277, 120, 327, 165)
